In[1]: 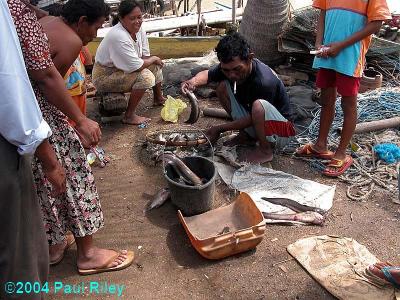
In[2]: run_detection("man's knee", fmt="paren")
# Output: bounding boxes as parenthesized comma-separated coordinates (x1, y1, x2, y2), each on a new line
(251, 100, 265, 119)
(133, 68, 156, 90)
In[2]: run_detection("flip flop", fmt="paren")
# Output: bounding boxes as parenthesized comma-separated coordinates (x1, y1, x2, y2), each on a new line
(295, 143, 334, 160)
(78, 250, 135, 276)
(381, 266, 400, 289)
(322, 155, 353, 177)
(364, 266, 392, 287)
(50, 234, 76, 266)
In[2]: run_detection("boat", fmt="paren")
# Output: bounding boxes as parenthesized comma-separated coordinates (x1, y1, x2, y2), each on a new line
(88, 7, 243, 58)
(87, 35, 221, 59)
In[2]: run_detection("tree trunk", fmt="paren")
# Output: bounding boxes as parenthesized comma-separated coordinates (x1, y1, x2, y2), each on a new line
(239, 0, 289, 66)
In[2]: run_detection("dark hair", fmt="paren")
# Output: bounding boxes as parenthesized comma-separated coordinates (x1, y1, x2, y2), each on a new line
(215, 32, 251, 63)
(61, 0, 110, 24)
(112, 0, 142, 26)
(47, 3, 64, 16)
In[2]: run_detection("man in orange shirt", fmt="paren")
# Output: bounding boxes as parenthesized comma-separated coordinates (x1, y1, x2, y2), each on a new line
(296, 0, 391, 177)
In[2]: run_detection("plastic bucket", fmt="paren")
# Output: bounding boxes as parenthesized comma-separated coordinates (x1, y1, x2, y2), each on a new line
(164, 156, 216, 216)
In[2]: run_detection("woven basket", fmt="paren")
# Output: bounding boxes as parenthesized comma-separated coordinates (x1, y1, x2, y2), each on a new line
(146, 128, 207, 147)
(239, 0, 289, 66)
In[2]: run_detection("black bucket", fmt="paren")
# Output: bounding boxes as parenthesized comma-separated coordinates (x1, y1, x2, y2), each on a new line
(164, 156, 216, 216)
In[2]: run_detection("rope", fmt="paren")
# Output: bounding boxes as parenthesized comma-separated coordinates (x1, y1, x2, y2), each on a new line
(282, 88, 400, 201)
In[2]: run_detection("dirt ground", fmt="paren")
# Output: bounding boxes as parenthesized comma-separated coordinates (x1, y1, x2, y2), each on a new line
(45, 91, 400, 300)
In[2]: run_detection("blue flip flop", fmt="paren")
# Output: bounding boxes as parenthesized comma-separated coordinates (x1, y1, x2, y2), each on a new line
(381, 266, 400, 289)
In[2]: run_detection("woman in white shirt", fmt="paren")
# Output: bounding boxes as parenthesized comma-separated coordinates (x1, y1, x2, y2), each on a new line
(93, 0, 165, 125)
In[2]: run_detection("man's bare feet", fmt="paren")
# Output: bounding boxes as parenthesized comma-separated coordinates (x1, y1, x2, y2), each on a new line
(122, 114, 151, 125)
(368, 262, 400, 285)
(238, 146, 273, 164)
(223, 131, 256, 147)
(77, 247, 129, 271)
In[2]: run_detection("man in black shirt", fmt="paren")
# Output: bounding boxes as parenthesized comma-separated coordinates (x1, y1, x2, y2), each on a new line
(181, 33, 295, 163)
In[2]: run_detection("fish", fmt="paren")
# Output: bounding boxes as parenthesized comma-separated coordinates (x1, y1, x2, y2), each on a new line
(261, 197, 327, 215)
(158, 153, 203, 186)
(185, 91, 200, 124)
(263, 211, 325, 226)
(147, 188, 170, 211)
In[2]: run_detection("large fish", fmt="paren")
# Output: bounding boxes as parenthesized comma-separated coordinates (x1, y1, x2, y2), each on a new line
(261, 197, 327, 215)
(261, 197, 327, 226)
(158, 153, 203, 186)
(262, 211, 326, 226)
(185, 91, 200, 124)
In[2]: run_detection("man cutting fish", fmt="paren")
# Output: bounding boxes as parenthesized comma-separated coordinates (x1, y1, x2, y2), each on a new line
(181, 33, 295, 164)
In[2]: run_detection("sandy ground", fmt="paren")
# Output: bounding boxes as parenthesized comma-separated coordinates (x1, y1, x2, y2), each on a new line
(44, 0, 400, 298)
(45, 91, 400, 300)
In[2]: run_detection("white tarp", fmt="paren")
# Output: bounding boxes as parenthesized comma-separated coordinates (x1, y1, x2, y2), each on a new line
(215, 163, 335, 223)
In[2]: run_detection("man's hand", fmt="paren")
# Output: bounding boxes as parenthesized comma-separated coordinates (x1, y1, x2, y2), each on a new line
(205, 126, 221, 145)
(325, 42, 344, 58)
(35, 140, 66, 197)
(75, 117, 102, 147)
(43, 162, 66, 197)
(152, 56, 164, 67)
(181, 79, 196, 94)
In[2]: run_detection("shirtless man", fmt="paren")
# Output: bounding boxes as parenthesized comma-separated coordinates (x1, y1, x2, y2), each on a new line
(181, 33, 295, 163)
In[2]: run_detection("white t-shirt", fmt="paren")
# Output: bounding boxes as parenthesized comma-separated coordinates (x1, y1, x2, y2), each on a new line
(95, 22, 150, 73)
(0, 0, 51, 155)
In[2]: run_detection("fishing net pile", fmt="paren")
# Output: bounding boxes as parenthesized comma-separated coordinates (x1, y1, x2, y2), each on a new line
(283, 88, 400, 201)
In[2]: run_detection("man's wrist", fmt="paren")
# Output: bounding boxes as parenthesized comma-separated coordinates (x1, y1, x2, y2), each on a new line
(74, 115, 86, 126)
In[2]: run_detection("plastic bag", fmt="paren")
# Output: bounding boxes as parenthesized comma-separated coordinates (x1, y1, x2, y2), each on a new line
(161, 95, 187, 123)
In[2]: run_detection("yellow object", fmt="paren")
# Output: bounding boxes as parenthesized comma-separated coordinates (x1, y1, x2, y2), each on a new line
(161, 96, 187, 123)
(350, 141, 360, 152)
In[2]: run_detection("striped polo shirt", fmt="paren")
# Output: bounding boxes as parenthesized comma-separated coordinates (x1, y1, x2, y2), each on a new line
(313, 0, 391, 77)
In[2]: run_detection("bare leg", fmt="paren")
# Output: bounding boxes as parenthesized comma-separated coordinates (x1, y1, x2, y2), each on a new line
(216, 82, 255, 146)
(75, 235, 128, 271)
(238, 100, 273, 163)
(333, 95, 357, 160)
(215, 81, 232, 114)
(313, 87, 337, 152)
(152, 82, 166, 106)
(122, 88, 151, 125)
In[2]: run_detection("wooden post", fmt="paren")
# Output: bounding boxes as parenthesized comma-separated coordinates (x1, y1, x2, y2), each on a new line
(196, 0, 202, 36)
(232, 0, 236, 24)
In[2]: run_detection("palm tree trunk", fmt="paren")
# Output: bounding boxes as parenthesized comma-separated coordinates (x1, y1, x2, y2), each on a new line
(239, 0, 289, 66)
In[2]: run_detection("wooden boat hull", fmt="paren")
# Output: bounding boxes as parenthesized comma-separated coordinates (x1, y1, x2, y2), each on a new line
(88, 36, 221, 59)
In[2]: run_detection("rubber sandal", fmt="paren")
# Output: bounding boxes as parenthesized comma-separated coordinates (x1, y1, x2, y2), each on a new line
(381, 266, 400, 289)
(322, 156, 353, 177)
(295, 143, 334, 160)
(364, 266, 392, 287)
(50, 234, 75, 266)
(78, 250, 135, 276)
